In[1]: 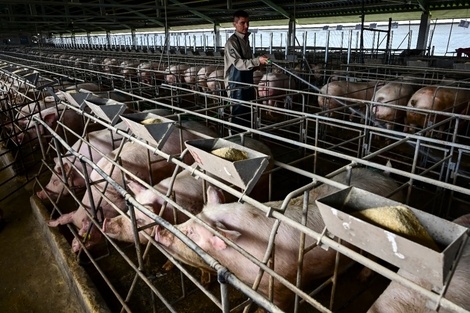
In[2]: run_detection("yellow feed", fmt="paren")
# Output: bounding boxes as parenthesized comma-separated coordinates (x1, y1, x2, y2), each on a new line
(211, 147, 248, 161)
(354, 205, 440, 251)
(141, 118, 161, 125)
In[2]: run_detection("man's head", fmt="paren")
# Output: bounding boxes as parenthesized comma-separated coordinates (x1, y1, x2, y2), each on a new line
(233, 10, 249, 35)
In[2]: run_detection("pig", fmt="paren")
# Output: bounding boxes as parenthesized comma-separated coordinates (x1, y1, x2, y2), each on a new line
(13, 104, 86, 146)
(47, 121, 218, 252)
(206, 69, 225, 93)
(252, 69, 265, 86)
(183, 66, 202, 87)
(155, 167, 405, 311)
(137, 61, 165, 84)
(371, 82, 416, 131)
(15, 98, 56, 120)
(318, 81, 381, 120)
(196, 66, 217, 89)
(164, 64, 190, 85)
(119, 59, 140, 78)
(258, 72, 296, 107)
(88, 57, 102, 71)
(367, 213, 470, 313)
(405, 86, 470, 134)
(59, 54, 70, 65)
(257, 72, 297, 119)
(102, 57, 120, 74)
(103, 136, 273, 244)
(73, 57, 88, 69)
(36, 121, 128, 202)
(15, 93, 66, 119)
(294, 62, 324, 86)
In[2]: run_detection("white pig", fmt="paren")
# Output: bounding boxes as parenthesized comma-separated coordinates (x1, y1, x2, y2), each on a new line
(36, 121, 128, 201)
(371, 82, 415, 130)
(103, 137, 273, 244)
(318, 81, 380, 120)
(155, 167, 405, 311)
(47, 121, 218, 252)
(405, 86, 470, 134)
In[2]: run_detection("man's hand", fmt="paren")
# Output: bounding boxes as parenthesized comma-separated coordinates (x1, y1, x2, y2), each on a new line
(258, 55, 270, 65)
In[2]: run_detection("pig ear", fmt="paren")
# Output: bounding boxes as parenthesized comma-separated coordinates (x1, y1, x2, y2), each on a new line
(15, 132, 24, 144)
(128, 180, 146, 196)
(207, 186, 225, 205)
(210, 221, 241, 251)
(42, 112, 57, 127)
(63, 161, 71, 174)
(53, 158, 63, 174)
(18, 118, 28, 128)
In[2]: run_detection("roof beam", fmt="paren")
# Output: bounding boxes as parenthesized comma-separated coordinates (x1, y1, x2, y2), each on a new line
(169, 0, 217, 25)
(107, 0, 164, 27)
(261, 0, 290, 19)
(416, 0, 429, 11)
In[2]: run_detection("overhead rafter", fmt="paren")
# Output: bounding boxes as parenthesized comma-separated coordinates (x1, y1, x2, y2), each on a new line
(169, 0, 218, 25)
(0, 0, 468, 36)
(261, 0, 291, 19)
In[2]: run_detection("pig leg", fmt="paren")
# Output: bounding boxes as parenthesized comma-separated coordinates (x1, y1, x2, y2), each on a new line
(162, 260, 213, 288)
(200, 269, 212, 287)
(47, 210, 77, 227)
(162, 260, 174, 271)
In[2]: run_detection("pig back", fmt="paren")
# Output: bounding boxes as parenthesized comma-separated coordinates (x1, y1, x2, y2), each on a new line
(197, 66, 217, 89)
(406, 86, 470, 128)
(309, 167, 404, 203)
(257, 72, 293, 97)
(183, 66, 202, 85)
(206, 69, 225, 92)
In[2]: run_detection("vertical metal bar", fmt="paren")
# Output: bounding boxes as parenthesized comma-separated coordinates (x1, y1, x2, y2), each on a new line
(324, 30, 330, 66)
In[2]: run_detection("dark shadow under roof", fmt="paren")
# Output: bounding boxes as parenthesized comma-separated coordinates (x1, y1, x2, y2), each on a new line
(0, 0, 469, 35)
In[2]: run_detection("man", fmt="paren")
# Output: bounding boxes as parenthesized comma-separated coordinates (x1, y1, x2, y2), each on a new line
(224, 10, 269, 129)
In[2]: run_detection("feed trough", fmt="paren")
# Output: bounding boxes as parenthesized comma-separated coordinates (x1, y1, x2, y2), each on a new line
(85, 93, 121, 106)
(185, 138, 270, 195)
(316, 186, 469, 288)
(84, 99, 126, 126)
(0, 65, 19, 72)
(11, 68, 34, 76)
(60, 91, 91, 109)
(120, 113, 175, 149)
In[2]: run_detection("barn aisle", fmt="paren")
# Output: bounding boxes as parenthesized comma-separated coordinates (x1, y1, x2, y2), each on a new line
(0, 148, 105, 313)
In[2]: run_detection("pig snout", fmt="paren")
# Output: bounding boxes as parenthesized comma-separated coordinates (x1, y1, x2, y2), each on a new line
(72, 219, 104, 253)
(36, 190, 48, 201)
(103, 214, 156, 244)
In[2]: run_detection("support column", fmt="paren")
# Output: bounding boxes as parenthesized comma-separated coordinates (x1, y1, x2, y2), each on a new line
(416, 11, 430, 52)
(131, 28, 137, 50)
(106, 30, 111, 49)
(71, 32, 76, 49)
(86, 31, 91, 49)
(164, 26, 170, 53)
(214, 23, 221, 51)
(287, 17, 296, 48)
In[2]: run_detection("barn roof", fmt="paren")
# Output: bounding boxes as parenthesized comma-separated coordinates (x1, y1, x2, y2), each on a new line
(0, 0, 469, 35)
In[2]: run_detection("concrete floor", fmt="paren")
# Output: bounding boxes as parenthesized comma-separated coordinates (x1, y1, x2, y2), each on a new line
(0, 149, 107, 313)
